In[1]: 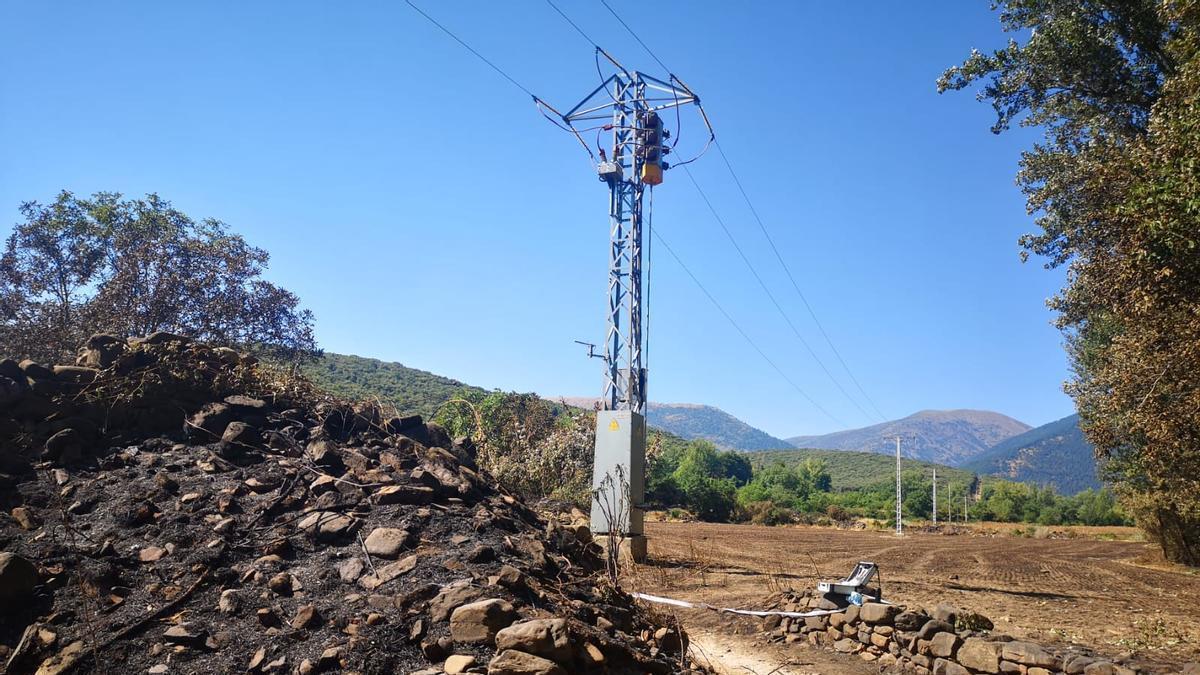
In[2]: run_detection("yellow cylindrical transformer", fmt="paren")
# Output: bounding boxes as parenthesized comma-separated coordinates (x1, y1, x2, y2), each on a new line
(641, 163, 663, 186)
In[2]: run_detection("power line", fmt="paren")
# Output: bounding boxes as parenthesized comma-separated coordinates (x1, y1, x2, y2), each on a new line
(599, 0, 671, 74)
(681, 164, 879, 423)
(714, 140, 889, 421)
(404, 0, 536, 99)
(652, 229, 845, 427)
(546, 0, 601, 49)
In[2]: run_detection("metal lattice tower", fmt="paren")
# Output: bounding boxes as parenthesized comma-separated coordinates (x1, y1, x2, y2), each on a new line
(564, 64, 701, 412)
(895, 436, 903, 536)
(932, 467, 938, 525)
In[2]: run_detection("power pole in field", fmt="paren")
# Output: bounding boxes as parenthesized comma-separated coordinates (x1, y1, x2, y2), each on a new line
(560, 52, 710, 561)
(932, 467, 937, 525)
(895, 436, 903, 536)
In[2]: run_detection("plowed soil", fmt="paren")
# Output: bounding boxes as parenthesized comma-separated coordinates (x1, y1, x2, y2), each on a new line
(632, 522, 1200, 671)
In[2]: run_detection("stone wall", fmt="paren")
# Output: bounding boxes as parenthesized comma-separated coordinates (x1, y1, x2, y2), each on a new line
(760, 590, 1172, 675)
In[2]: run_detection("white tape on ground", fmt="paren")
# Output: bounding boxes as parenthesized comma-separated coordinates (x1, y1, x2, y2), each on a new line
(629, 592, 844, 618)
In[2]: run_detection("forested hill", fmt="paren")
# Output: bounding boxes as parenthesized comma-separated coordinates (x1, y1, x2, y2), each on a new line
(747, 448, 976, 491)
(964, 414, 1100, 494)
(786, 409, 1031, 466)
(299, 352, 486, 419)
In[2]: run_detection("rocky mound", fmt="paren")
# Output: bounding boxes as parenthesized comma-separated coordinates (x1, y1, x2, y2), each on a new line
(0, 334, 700, 674)
(760, 588, 1184, 675)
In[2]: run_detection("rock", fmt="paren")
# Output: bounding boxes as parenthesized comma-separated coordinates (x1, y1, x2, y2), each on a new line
(859, 602, 900, 625)
(445, 654, 477, 674)
(51, 365, 98, 384)
(363, 527, 413, 559)
(1002, 641, 1059, 668)
(221, 421, 259, 445)
(958, 638, 1004, 674)
(933, 658, 971, 675)
(430, 582, 482, 621)
(318, 647, 341, 669)
(218, 589, 240, 614)
(918, 619, 955, 640)
(78, 334, 126, 368)
(894, 610, 930, 631)
(187, 403, 233, 438)
(33, 641, 86, 675)
(138, 331, 191, 346)
(1065, 655, 1099, 674)
(290, 604, 319, 629)
(305, 439, 345, 474)
(358, 554, 420, 591)
(375, 484, 435, 505)
(338, 558, 365, 583)
(0, 374, 25, 406)
(930, 631, 960, 658)
(11, 507, 38, 530)
(163, 623, 207, 647)
(487, 650, 566, 675)
(932, 604, 959, 624)
(43, 428, 84, 464)
(296, 511, 357, 541)
(19, 359, 54, 379)
(449, 598, 517, 643)
(256, 607, 280, 627)
(956, 610, 994, 631)
(1082, 662, 1138, 675)
(0, 552, 39, 599)
(495, 618, 572, 662)
(268, 572, 294, 595)
(833, 638, 860, 653)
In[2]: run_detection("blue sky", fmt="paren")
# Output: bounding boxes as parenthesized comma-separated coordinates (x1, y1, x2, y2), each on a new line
(0, 2, 1071, 438)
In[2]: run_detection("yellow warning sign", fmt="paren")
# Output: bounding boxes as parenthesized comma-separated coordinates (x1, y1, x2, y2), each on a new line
(608, 419, 620, 431)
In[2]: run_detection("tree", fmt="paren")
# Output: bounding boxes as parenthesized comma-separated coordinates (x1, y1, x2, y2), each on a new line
(941, 1, 1200, 564)
(1, 191, 316, 362)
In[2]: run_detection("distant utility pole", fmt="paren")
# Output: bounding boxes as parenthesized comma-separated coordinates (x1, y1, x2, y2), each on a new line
(932, 467, 937, 526)
(895, 436, 902, 536)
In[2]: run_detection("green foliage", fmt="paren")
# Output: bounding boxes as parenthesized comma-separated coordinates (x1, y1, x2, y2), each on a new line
(0, 191, 316, 362)
(645, 434, 744, 522)
(301, 352, 487, 420)
(433, 390, 593, 505)
(747, 449, 976, 491)
(943, 1, 1200, 563)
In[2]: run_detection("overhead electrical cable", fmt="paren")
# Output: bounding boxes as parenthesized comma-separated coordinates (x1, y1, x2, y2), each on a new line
(681, 165, 878, 423)
(652, 229, 846, 427)
(714, 140, 889, 420)
(592, 0, 888, 422)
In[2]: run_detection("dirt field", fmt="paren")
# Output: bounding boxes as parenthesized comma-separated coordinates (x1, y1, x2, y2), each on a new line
(629, 522, 1200, 672)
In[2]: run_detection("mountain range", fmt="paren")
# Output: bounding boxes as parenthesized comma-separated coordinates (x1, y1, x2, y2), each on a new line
(299, 352, 1098, 493)
(963, 414, 1099, 493)
(787, 409, 1032, 466)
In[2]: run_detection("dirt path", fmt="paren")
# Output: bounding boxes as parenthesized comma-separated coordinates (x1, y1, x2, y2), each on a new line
(685, 625, 877, 675)
(629, 522, 1200, 670)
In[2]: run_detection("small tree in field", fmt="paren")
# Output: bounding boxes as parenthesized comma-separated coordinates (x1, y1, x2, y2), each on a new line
(0, 191, 316, 362)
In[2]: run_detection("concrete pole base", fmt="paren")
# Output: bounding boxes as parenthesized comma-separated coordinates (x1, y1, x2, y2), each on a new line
(595, 533, 648, 564)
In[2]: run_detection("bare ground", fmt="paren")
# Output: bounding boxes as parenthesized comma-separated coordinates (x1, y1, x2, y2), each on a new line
(627, 522, 1200, 672)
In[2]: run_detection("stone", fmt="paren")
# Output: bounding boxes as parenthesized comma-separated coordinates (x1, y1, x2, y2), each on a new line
(860, 603, 901, 625)
(218, 589, 240, 614)
(895, 611, 930, 631)
(51, 365, 98, 384)
(296, 511, 357, 541)
(956, 610, 994, 631)
(291, 604, 319, 629)
(1002, 641, 1059, 668)
(843, 604, 860, 624)
(430, 582, 481, 621)
(444, 654, 476, 674)
(318, 647, 341, 669)
(1082, 662, 1138, 675)
(958, 638, 1004, 674)
(929, 631, 960, 658)
(33, 641, 86, 675)
(931, 604, 959, 624)
(10, 507, 37, 530)
(582, 643, 605, 664)
(358, 554, 420, 591)
(449, 598, 516, 643)
(870, 632, 890, 648)
(43, 429, 84, 464)
(305, 439, 345, 474)
(139, 546, 168, 562)
(495, 619, 571, 662)
(918, 619, 955, 640)
(221, 421, 259, 445)
(188, 403, 233, 437)
(163, 623, 207, 647)
(363, 527, 413, 559)
(1065, 655, 1099, 673)
(268, 572, 294, 594)
(375, 484, 435, 505)
(487, 650, 566, 675)
(932, 658, 971, 675)
(338, 558, 365, 583)
(833, 638, 860, 653)
(0, 553, 39, 599)
(1028, 668, 1053, 675)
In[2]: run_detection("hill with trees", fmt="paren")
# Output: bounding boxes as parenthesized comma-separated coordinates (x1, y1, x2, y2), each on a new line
(558, 398, 792, 451)
(786, 409, 1031, 466)
(746, 448, 975, 491)
(964, 415, 1100, 494)
(299, 352, 487, 419)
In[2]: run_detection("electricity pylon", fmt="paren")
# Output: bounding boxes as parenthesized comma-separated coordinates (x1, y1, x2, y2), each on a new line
(895, 436, 903, 536)
(560, 52, 709, 557)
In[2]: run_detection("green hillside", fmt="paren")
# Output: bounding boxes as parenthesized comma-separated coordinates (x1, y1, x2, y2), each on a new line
(746, 448, 976, 491)
(299, 352, 486, 419)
